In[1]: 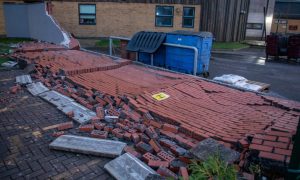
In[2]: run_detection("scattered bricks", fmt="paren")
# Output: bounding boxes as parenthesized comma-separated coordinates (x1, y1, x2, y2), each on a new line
(57, 121, 73, 131)
(124, 132, 132, 141)
(157, 166, 178, 179)
(112, 128, 124, 139)
(52, 131, 65, 137)
(131, 133, 140, 143)
(141, 134, 151, 143)
(66, 111, 74, 118)
(94, 122, 106, 130)
(263, 141, 288, 149)
(274, 148, 292, 156)
(143, 112, 154, 121)
(278, 137, 290, 143)
(85, 103, 94, 110)
(104, 125, 114, 133)
(157, 151, 175, 163)
(170, 145, 187, 156)
(79, 124, 94, 132)
(259, 151, 285, 162)
(91, 116, 101, 124)
(137, 124, 146, 133)
(145, 127, 158, 139)
(175, 135, 194, 149)
(149, 139, 162, 153)
(163, 123, 178, 133)
(179, 167, 189, 180)
(179, 156, 192, 164)
(249, 144, 273, 152)
(160, 130, 176, 140)
(10, 85, 21, 94)
(148, 160, 169, 168)
(159, 138, 176, 148)
(124, 146, 142, 159)
(142, 152, 160, 163)
(149, 120, 162, 129)
(128, 129, 137, 134)
(104, 96, 114, 104)
(116, 122, 125, 129)
(238, 139, 250, 148)
(96, 107, 105, 119)
(129, 112, 141, 122)
(91, 130, 108, 139)
(95, 96, 107, 106)
(107, 108, 120, 117)
(136, 142, 153, 154)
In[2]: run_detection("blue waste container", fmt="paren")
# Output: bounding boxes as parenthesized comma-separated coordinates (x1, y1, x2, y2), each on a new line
(165, 31, 213, 75)
(138, 46, 166, 67)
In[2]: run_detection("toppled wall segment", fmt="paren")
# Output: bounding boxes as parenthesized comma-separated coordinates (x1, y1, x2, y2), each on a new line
(3, 2, 71, 47)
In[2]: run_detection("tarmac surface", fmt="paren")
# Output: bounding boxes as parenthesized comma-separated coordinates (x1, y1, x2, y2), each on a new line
(209, 47, 300, 102)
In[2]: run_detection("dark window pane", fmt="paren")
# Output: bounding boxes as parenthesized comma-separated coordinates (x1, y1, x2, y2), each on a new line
(183, 18, 194, 28)
(80, 15, 96, 24)
(156, 17, 173, 26)
(183, 7, 194, 17)
(246, 23, 263, 29)
(156, 6, 173, 16)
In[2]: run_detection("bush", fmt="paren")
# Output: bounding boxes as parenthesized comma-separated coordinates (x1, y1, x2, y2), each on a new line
(189, 155, 237, 180)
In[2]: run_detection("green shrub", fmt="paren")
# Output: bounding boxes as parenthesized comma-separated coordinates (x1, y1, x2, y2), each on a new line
(189, 155, 237, 180)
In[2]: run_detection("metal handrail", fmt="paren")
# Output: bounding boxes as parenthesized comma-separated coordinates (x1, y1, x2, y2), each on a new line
(108, 36, 199, 75)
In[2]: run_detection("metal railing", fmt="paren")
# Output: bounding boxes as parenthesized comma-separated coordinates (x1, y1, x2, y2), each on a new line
(108, 36, 199, 75)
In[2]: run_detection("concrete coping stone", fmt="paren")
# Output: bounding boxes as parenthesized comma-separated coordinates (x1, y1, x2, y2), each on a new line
(104, 153, 159, 180)
(16, 74, 32, 85)
(49, 135, 126, 158)
(26, 82, 49, 96)
(39, 90, 74, 107)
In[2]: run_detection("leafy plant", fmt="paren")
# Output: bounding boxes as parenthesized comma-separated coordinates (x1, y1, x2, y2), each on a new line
(189, 155, 237, 180)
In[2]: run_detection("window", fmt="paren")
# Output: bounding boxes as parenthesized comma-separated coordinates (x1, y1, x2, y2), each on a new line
(289, 25, 298, 31)
(246, 23, 263, 30)
(79, 4, 96, 25)
(182, 7, 195, 28)
(155, 6, 174, 27)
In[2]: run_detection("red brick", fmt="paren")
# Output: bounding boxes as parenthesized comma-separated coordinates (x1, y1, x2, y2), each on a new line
(249, 144, 273, 152)
(142, 152, 160, 163)
(179, 167, 189, 180)
(274, 148, 292, 156)
(94, 122, 105, 130)
(148, 160, 169, 168)
(96, 107, 105, 119)
(251, 138, 263, 144)
(131, 133, 140, 144)
(162, 123, 178, 133)
(79, 124, 94, 132)
(149, 139, 162, 153)
(179, 156, 192, 164)
(104, 125, 113, 132)
(278, 137, 290, 143)
(259, 151, 285, 162)
(263, 141, 288, 149)
(66, 111, 74, 118)
(141, 134, 150, 143)
(52, 131, 65, 137)
(159, 138, 176, 148)
(91, 116, 101, 124)
(260, 135, 277, 141)
(124, 132, 132, 141)
(112, 128, 124, 139)
(91, 130, 108, 139)
(145, 127, 158, 139)
(157, 151, 175, 163)
(267, 131, 292, 137)
(160, 130, 176, 140)
(157, 166, 178, 179)
(136, 142, 153, 154)
(57, 121, 73, 131)
(124, 146, 142, 159)
(149, 120, 162, 129)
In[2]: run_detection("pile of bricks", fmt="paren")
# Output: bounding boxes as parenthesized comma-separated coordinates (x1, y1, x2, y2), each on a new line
(10, 42, 300, 178)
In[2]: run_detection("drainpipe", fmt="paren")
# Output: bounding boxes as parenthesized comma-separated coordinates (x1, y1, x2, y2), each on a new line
(163, 43, 199, 76)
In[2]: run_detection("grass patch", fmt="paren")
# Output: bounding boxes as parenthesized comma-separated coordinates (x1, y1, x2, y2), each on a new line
(0, 45, 11, 54)
(0, 56, 10, 64)
(0, 37, 32, 44)
(95, 39, 120, 47)
(212, 42, 249, 50)
(189, 155, 237, 180)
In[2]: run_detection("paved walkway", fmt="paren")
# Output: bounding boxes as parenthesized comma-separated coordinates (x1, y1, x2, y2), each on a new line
(0, 70, 112, 180)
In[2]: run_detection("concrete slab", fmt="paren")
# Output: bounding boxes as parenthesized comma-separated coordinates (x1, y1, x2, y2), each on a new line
(39, 90, 74, 107)
(26, 82, 49, 95)
(190, 138, 240, 164)
(57, 101, 96, 124)
(49, 135, 126, 158)
(16, 74, 32, 85)
(104, 153, 158, 180)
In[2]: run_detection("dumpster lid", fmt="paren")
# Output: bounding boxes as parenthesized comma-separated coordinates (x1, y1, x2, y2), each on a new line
(127, 31, 166, 53)
(168, 30, 213, 38)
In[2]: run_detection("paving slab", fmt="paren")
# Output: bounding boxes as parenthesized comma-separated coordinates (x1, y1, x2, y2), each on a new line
(58, 101, 96, 124)
(190, 138, 240, 164)
(104, 153, 158, 180)
(49, 135, 126, 158)
(39, 90, 74, 107)
(16, 74, 32, 84)
(26, 82, 49, 96)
